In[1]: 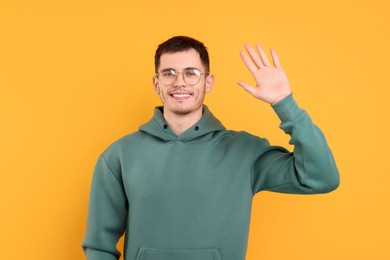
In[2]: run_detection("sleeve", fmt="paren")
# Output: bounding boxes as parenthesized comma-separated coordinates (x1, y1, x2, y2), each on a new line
(251, 93, 340, 194)
(82, 153, 128, 260)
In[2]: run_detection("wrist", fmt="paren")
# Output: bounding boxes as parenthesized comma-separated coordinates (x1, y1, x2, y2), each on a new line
(271, 93, 304, 123)
(271, 92, 292, 105)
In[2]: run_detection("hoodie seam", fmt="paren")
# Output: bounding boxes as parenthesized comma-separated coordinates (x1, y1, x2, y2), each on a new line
(279, 100, 307, 181)
(249, 141, 260, 196)
(101, 153, 122, 185)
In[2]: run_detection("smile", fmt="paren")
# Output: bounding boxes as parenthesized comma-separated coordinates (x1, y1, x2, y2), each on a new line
(172, 94, 191, 98)
(169, 92, 193, 101)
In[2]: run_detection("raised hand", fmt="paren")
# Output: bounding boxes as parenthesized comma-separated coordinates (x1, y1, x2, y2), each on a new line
(237, 44, 292, 104)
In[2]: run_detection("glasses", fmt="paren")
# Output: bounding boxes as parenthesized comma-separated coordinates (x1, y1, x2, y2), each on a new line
(156, 68, 209, 86)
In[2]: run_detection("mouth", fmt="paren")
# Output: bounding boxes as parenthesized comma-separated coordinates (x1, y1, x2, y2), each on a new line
(170, 92, 192, 101)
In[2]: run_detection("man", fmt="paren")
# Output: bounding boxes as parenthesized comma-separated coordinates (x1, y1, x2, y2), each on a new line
(82, 36, 339, 260)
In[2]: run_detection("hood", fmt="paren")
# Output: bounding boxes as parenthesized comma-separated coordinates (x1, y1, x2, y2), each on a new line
(139, 105, 226, 142)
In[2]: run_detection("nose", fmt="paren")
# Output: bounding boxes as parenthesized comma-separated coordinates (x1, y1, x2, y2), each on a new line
(172, 72, 186, 87)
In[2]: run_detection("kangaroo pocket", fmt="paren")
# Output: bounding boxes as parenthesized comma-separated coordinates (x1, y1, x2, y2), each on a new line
(135, 247, 222, 260)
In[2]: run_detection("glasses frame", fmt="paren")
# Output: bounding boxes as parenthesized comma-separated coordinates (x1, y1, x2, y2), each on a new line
(155, 68, 210, 86)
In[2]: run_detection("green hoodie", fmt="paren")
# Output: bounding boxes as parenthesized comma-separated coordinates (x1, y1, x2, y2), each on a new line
(82, 94, 339, 260)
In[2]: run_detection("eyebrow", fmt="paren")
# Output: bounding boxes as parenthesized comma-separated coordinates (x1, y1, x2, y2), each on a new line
(160, 67, 200, 72)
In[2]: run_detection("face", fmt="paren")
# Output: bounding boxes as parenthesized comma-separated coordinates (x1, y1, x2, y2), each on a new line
(153, 48, 214, 118)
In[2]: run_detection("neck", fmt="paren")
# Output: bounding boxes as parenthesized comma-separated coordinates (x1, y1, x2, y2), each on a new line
(163, 108, 203, 135)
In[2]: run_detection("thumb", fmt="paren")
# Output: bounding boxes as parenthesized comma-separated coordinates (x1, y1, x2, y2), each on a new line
(237, 81, 256, 96)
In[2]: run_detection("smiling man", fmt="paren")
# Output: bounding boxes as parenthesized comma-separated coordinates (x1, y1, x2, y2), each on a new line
(82, 36, 340, 260)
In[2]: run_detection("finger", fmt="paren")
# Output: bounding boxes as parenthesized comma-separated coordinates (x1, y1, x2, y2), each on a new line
(255, 44, 272, 67)
(244, 44, 264, 69)
(237, 80, 256, 96)
(270, 48, 282, 68)
(240, 50, 258, 75)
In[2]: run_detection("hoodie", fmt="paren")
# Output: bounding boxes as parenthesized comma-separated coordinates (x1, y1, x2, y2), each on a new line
(82, 94, 340, 260)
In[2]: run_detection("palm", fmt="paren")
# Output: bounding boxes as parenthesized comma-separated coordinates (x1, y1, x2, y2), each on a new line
(238, 44, 291, 104)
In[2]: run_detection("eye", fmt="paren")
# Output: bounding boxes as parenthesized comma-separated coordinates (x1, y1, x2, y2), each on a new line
(185, 69, 201, 77)
(161, 69, 176, 78)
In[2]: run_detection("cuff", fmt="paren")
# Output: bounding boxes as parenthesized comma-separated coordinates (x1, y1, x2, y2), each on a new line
(271, 93, 303, 123)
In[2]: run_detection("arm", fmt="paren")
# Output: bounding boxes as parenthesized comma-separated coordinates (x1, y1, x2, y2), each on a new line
(82, 153, 127, 259)
(251, 93, 340, 194)
(238, 44, 340, 194)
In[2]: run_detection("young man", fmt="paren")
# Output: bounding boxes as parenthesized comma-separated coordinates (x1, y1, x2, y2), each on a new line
(82, 36, 339, 260)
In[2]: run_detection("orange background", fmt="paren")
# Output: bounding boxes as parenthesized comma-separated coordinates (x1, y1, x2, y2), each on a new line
(1, 0, 389, 259)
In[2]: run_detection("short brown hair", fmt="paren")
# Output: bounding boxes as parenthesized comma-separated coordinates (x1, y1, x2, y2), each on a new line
(154, 36, 210, 73)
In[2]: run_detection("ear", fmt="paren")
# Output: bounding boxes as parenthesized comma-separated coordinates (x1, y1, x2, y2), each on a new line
(152, 76, 160, 94)
(205, 74, 214, 93)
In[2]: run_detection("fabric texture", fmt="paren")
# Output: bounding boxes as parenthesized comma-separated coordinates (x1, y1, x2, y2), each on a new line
(82, 94, 340, 260)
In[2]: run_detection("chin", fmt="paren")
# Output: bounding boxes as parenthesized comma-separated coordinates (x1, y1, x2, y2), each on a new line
(171, 107, 194, 115)
(169, 103, 203, 116)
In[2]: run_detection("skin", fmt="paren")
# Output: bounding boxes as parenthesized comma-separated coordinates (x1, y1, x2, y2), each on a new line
(153, 44, 291, 135)
(153, 48, 214, 135)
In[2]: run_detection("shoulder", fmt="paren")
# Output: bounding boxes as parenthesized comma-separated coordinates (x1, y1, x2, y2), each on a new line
(221, 129, 271, 148)
(226, 129, 264, 140)
(99, 130, 144, 164)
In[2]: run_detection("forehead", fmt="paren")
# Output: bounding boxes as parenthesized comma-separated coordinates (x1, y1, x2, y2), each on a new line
(159, 48, 204, 70)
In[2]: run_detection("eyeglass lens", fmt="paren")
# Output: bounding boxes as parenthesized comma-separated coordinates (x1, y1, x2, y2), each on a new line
(158, 68, 203, 86)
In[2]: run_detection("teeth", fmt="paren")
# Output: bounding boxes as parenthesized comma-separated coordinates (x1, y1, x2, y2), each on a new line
(172, 94, 190, 98)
